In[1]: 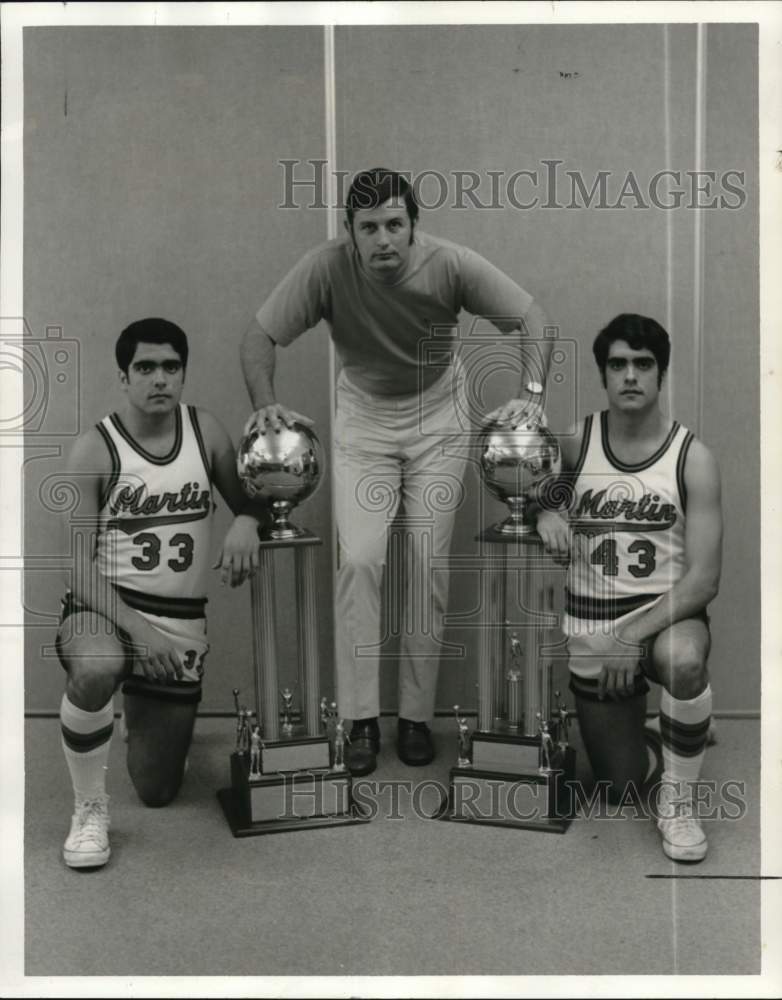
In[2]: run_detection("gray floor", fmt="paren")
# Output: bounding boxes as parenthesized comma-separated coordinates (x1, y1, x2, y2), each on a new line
(25, 716, 760, 977)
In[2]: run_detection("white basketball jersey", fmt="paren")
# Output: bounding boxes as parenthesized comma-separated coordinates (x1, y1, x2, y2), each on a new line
(95, 405, 214, 610)
(564, 411, 693, 624)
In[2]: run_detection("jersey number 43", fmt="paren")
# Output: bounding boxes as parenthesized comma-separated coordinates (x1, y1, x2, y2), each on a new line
(590, 538, 656, 579)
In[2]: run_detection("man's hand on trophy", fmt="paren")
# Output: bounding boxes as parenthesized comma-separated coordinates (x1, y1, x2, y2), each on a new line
(214, 514, 261, 587)
(485, 394, 547, 430)
(535, 510, 570, 565)
(243, 403, 315, 435)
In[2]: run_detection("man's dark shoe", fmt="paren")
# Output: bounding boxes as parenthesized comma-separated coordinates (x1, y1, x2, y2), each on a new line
(397, 718, 435, 766)
(348, 717, 380, 777)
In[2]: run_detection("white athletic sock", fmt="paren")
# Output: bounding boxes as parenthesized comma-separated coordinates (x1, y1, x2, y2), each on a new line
(659, 685, 712, 783)
(60, 694, 114, 801)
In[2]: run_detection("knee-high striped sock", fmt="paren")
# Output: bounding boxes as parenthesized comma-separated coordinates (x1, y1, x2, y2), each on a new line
(659, 686, 712, 783)
(60, 694, 114, 801)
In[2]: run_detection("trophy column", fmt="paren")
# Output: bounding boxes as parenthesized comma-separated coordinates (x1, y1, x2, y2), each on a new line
(218, 532, 369, 836)
(442, 529, 576, 833)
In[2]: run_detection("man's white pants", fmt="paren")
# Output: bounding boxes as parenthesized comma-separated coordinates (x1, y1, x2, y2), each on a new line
(333, 367, 468, 723)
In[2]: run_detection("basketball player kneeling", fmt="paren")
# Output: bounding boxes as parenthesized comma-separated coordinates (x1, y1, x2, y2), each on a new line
(536, 314, 722, 862)
(56, 318, 265, 869)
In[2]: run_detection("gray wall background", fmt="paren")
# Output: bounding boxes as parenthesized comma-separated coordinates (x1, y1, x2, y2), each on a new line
(23, 24, 759, 715)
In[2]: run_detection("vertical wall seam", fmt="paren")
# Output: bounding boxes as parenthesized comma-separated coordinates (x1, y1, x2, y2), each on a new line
(323, 25, 340, 686)
(663, 24, 675, 417)
(693, 24, 708, 438)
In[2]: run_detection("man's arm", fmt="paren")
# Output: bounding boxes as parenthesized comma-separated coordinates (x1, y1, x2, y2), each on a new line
(620, 439, 723, 644)
(196, 408, 267, 587)
(240, 316, 278, 411)
(65, 431, 183, 680)
(239, 248, 330, 431)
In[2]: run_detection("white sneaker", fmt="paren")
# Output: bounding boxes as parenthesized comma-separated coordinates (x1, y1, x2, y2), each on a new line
(655, 778, 707, 862)
(63, 795, 111, 869)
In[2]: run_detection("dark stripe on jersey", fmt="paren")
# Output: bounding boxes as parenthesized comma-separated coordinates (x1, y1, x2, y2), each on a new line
(114, 584, 206, 619)
(122, 675, 202, 704)
(96, 422, 121, 511)
(600, 411, 681, 473)
(61, 721, 114, 753)
(570, 519, 676, 536)
(568, 673, 650, 701)
(565, 589, 661, 620)
(109, 406, 183, 466)
(188, 406, 213, 483)
(571, 414, 593, 480)
(676, 431, 694, 514)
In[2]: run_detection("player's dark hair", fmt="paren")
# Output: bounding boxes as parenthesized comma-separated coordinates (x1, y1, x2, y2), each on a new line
(115, 318, 189, 374)
(593, 313, 670, 387)
(345, 167, 419, 233)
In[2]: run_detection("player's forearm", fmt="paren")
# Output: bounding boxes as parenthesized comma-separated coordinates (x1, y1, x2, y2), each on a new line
(240, 317, 278, 410)
(620, 570, 720, 644)
(519, 300, 553, 391)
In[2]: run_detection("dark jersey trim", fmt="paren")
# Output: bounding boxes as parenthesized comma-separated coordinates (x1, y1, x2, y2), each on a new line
(114, 584, 207, 619)
(96, 422, 121, 511)
(676, 431, 694, 514)
(600, 411, 681, 473)
(109, 405, 183, 466)
(571, 414, 593, 481)
(188, 405, 213, 483)
(565, 589, 661, 620)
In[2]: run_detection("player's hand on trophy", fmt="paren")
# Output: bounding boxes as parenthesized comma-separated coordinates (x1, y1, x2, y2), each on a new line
(214, 514, 261, 587)
(485, 395, 547, 430)
(535, 510, 570, 565)
(243, 403, 315, 436)
(127, 616, 184, 682)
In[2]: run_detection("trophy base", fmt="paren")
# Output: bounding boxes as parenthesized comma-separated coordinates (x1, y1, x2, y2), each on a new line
(218, 752, 370, 837)
(436, 746, 576, 833)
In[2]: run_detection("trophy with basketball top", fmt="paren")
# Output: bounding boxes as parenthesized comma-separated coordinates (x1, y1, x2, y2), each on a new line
(440, 416, 576, 832)
(217, 420, 368, 835)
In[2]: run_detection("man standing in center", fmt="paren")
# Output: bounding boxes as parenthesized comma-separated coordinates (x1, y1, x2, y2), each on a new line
(240, 167, 552, 775)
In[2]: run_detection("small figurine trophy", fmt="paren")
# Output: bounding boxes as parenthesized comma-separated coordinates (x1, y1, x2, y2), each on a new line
(507, 632, 523, 731)
(332, 720, 348, 773)
(233, 689, 253, 755)
(555, 690, 570, 752)
(537, 713, 554, 774)
(453, 705, 471, 768)
(249, 725, 263, 779)
(280, 687, 295, 736)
